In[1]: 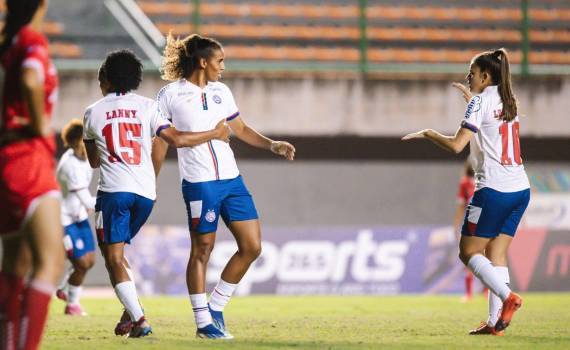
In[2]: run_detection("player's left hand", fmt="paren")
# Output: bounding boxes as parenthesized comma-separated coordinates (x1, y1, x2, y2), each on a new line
(270, 141, 295, 160)
(401, 130, 428, 140)
(452, 82, 473, 103)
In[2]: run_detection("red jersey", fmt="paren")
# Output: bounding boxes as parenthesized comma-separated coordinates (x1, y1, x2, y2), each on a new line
(457, 175, 475, 207)
(0, 26, 60, 234)
(1, 26, 58, 137)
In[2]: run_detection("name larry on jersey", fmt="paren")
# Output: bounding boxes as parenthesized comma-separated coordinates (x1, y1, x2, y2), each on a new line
(106, 109, 138, 120)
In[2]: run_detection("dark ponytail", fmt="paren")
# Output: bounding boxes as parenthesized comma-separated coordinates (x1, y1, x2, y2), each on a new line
(0, 0, 42, 56)
(472, 48, 518, 122)
(161, 33, 222, 81)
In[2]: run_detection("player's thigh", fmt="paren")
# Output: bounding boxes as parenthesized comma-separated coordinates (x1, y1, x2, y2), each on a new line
(227, 219, 261, 253)
(459, 235, 491, 264)
(486, 234, 513, 266)
(23, 196, 65, 279)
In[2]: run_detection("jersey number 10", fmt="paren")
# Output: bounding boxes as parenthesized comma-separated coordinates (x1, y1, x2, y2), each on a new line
(102, 122, 142, 165)
(499, 121, 522, 166)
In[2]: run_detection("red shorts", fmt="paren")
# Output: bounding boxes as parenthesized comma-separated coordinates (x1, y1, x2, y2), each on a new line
(0, 137, 59, 235)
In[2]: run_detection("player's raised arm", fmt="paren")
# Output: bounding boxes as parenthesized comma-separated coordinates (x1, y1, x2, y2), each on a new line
(401, 126, 474, 154)
(228, 116, 295, 161)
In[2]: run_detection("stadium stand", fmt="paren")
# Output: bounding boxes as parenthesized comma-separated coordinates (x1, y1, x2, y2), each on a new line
(136, 0, 570, 66)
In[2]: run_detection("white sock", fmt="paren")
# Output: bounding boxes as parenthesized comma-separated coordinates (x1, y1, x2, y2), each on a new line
(190, 293, 212, 328)
(58, 266, 74, 291)
(487, 266, 510, 326)
(209, 279, 237, 312)
(68, 284, 82, 305)
(467, 255, 511, 301)
(114, 281, 144, 322)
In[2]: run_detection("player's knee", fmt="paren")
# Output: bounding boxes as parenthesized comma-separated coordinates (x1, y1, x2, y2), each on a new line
(242, 244, 262, 261)
(104, 254, 124, 271)
(191, 242, 215, 262)
(76, 255, 95, 271)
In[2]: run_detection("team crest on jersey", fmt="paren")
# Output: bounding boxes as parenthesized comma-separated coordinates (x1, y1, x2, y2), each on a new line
(213, 95, 222, 104)
(205, 209, 216, 223)
(465, 95, 481, 119)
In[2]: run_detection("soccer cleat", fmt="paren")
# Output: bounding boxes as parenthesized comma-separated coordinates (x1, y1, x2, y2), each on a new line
(208, 303, 228, 333)
(196, 324, 234, 340)
(129, 316, 152, 338)
(64, 303, 87, 316)
(114, 309, 133, 336)
(56, 289, 68, 302)
(469, 322, 504, 336)
(495, 292, 523, 332)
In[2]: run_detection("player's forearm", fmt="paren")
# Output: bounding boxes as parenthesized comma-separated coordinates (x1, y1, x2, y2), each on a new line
(20, 68, 46, 137)
(160, 127, 219, 148)
(72, 188, 95, 211)
(235, 125, 273, 150)
(424, 129, 463, 154)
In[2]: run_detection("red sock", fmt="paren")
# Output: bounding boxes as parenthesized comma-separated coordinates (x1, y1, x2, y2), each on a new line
(19, 280, 54, 350)
(465, 272, 473, 298)
(0, 272, 25, 350)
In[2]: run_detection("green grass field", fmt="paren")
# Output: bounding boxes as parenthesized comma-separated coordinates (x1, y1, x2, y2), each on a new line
(44, 293, 570, 349)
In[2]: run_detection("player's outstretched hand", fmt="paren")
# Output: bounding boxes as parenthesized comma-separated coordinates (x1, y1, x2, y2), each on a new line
(401, 130, 428, 141)
(270, 141, 295, 160)
(452, 82, 472, 103)
(215, 119, 231, 143)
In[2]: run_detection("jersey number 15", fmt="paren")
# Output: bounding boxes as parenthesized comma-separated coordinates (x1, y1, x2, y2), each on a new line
(102, 122, 142, 165)
(499, 121, 522, 166)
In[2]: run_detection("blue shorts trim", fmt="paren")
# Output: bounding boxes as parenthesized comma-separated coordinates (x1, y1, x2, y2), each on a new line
(94, 191, 154, 244)
(63, 219, 95, 259)
(461, 187, 530, 238)
(182, 175, 259, 233)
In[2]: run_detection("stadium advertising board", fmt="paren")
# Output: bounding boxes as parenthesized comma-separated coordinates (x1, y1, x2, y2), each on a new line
(127, 224, 569, 295)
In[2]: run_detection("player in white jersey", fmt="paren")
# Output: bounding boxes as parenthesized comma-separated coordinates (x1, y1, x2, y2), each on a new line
(83, 50, 231, 338)
(403, 48, 529, 335)
(55, 119, 96, 316)
(152, 34, 295, 339)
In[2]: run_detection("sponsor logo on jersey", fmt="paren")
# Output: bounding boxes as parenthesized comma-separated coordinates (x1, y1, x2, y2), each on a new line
(213, 95, 222, 104)
(465, 95, 481, 119)
(205, 209, 216, 223)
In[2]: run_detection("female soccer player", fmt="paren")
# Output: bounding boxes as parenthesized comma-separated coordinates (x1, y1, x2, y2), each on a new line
(0, 0, 65, 349)
(454, 161, 476, 303)
(55, 119, 96, 316)
(153, 34, 295, 339)
(84, 49, 230, 338)
(402, 48, 529, 335)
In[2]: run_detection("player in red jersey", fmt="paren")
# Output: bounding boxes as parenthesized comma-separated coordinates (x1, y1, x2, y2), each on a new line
(454, 161, 476, 302)
(0, 1, 64, 349)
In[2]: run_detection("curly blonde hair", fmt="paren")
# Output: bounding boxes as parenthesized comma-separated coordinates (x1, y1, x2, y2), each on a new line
(161, 33, 222, 81)
(61, 119, 84, 148)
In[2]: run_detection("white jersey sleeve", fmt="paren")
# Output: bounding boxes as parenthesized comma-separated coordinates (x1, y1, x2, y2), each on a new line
(83, 107, 96, 141)
(461, 95, 484, 133)
(150, 101, 172, 136)
(221, 84, 240, 121)
(157, 86, 173, 121)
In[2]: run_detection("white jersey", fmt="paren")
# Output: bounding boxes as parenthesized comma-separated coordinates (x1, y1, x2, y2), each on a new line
(461, 85, 530, 192)
(157, 80, 240, 183)
(56, 149, 93, 226)
(83, 92, 171, 200)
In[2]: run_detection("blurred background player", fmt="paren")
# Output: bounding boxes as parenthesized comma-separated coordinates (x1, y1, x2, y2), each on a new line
(454, 160, 476, 302)
(402, 48, 530, 335)
(55, 119, 96, 316)
(152, 33, 295, 339)
(0, 0, 65, 349)
(83, 49, 230, 338)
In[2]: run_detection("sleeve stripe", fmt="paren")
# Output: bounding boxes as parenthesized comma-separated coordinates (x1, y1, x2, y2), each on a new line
(83, 139, 95, 143)
(226, 111, 240, 121)
(22, 58, 45, 83)
(156, 124, 172, 137)
(461, 121, 478, 133)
